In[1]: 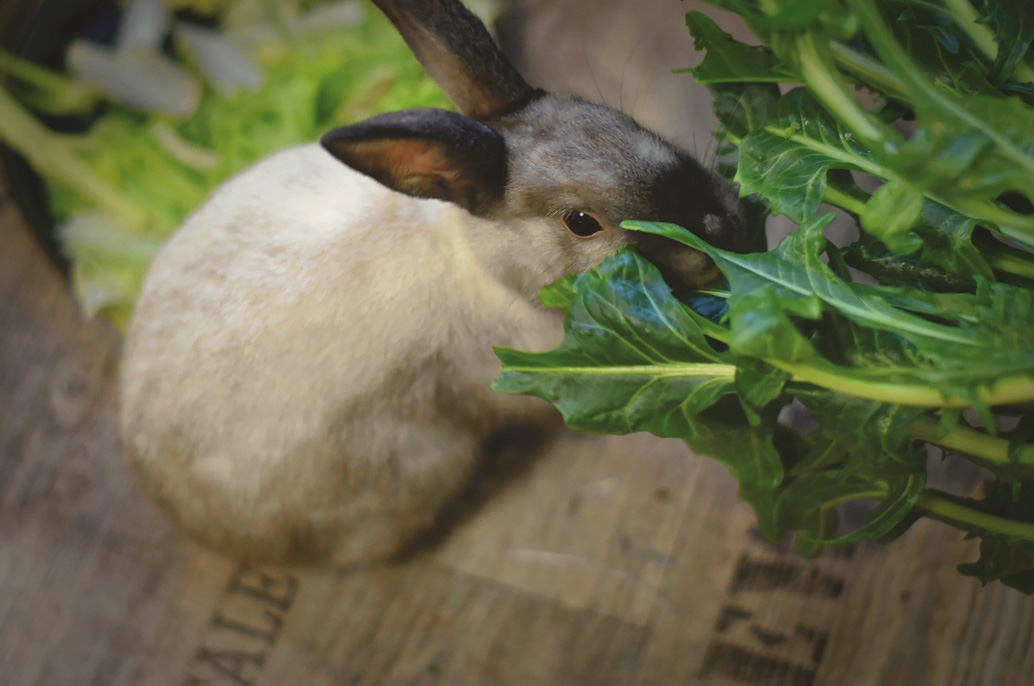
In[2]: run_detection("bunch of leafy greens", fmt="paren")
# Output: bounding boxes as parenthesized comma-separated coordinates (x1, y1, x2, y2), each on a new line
(494, 0, 1034, 592)
(0, 0, 454, 330)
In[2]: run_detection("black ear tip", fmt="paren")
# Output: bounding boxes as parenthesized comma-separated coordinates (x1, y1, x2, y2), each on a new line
(320, 127, 360, 163)
(319, 127, 346, 151)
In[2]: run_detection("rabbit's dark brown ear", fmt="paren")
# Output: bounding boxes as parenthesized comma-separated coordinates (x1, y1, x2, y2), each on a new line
(321, 108, 507, 214)
(371, 0, 536, 119)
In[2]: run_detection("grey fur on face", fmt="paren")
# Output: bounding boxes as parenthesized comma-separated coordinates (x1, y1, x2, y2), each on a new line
(488, 93, 738, 289)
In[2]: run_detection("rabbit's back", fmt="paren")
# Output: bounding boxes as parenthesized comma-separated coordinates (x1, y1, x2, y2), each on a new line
(119, 144, 561, 563)
(124, 145, 448, 475)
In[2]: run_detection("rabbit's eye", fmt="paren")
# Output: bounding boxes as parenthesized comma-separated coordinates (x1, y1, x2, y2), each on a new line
(564, 211, 605, 237)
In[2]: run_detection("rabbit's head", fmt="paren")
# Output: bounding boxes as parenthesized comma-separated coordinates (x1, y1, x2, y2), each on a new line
(322, 0, 755, 292)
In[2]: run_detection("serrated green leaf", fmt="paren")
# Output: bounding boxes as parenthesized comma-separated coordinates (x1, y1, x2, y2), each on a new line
(954, 482, 1034, 592)
(710, 82, 782, 139)
(732, 88, 878, 222)
(913, 202, 994, 282)
(494, 249, 736, 439)
(626, 216, 986, 348)
(689, 424, 786, 496)
(824, 473, 927, 544)
(795, 388, 928, 476)
(494, 249, 787, 494)
(888, 2, 1002, 96)
(625, 219, 1034, 409)
(685, 12, 797, 83)
(977, 0, 1034, 84)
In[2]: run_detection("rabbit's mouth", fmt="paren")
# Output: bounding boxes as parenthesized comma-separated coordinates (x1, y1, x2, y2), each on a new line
(628, 230, 721, 293)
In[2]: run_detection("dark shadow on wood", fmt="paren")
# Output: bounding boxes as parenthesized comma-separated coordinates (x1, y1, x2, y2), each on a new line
(393, 419, 564, 561)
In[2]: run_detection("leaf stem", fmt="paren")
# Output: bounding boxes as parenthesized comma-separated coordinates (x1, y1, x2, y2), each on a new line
(916, 489, 1034, 541)
(498, 363, 738, 378)
(0, 52, 101, 115)
(974, 233, 1034, 281)
(910, 416, 1034, 468)
(823, 184, 867, 215)
(829, 41, 909, 100)
(0, 86, 149, 231)
(794, 32, 885, 145)
(986, 251, 1034, 282)
(777, 361, 1034, 408)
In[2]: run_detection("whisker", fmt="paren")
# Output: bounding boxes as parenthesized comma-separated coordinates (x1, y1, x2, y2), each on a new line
(580, 18, 607, 107)
(619, 23, 648, 115)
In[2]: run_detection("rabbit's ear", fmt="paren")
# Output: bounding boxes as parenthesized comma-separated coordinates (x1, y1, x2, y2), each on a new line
(321, 108, 507, 214)
(372, 0, 536, 119)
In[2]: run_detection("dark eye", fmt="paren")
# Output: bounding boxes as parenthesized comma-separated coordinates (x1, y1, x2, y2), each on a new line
(563, 211, 605, 237)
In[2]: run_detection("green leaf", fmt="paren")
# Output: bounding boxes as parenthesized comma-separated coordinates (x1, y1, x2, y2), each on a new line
(859, 179, 925, 254)
(493, 249, 736, 440)
(896, 95, 1034, 202)
(626, 218, 1034, 410)
(956, 482, 1034, 593)
(710, 82, 782, 139)
(888, 2, 1001, 96)
(689, 425, 786, 498)
(913, 202, 994, 282)
(730, 88, 880, 222)
(824, 473, 927, 544)
(685, 12, 797, 83)
(538, 274, 578, 310)
(494, 249, 786, 494)
(977, 0, 1034, 84)
(774, 471, 925, 554)
(735, 359, 792, 425)
(843, 239, 978, 292)
(626, 215, 986, 349)
(795, 388, 928, 477)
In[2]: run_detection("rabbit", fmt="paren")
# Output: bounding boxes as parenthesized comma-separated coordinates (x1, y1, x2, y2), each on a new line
(119, 0, 751, 568)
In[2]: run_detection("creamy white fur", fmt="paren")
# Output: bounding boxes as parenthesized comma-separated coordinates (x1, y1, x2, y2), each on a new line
(120, 144, 572, 564)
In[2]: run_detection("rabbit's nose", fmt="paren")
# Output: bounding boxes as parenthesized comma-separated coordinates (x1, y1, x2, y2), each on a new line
(705, 208, 763, 254)
(703, 213, 725, 237)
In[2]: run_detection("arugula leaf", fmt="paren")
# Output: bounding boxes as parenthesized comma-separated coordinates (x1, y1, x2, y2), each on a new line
(859, 179, 924, 254)
(729, 88, 881, 222)
(933, 483, 1034, 593)
(684, 12, 797, 83)
(627, 216, 986, 347)
(493, 249, 786, 497)
(974, 0, 1034, 84)
(494, 249, 734, 439)
(794, 388, 929, 477)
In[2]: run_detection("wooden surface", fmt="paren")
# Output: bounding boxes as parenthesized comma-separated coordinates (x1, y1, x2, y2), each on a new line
(4, 2, 1034, 683)
(3, 199, 1034, 686)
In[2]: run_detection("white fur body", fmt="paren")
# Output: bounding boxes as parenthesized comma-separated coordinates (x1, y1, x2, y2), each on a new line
(120, 144, 570, 564)
(118, 0, 743, 567)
